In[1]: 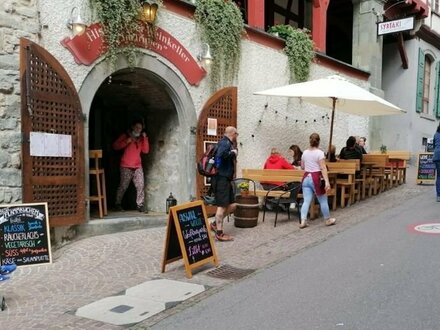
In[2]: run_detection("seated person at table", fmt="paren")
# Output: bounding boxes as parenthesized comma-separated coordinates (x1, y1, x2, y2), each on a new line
(288, 144, 303, 167)
(325, 144, 337, 162)
(356, 136, 367, 155)
(340, 136, 363, 160)
(262, 147, 294, 190)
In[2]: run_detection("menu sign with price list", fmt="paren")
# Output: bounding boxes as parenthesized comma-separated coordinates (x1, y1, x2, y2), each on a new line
(0, 203, 52, 267)
(161, 200, 218, 278)
(416, 152, 435, 184)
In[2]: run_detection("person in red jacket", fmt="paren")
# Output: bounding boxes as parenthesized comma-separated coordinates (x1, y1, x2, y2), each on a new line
(113, 119, 150, 212)
(262, 148, 294, 189)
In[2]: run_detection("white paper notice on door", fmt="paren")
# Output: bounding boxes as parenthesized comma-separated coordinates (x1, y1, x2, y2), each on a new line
(30, 132, 72, 157)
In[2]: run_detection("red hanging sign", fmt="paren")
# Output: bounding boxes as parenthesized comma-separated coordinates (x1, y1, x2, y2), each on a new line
(61, 23, 206, 85)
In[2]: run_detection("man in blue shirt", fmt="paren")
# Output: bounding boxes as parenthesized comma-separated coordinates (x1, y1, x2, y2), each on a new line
(210, 126, 238, 241)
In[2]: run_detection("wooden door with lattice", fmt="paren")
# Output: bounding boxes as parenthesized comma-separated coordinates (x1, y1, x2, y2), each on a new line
(20, 38, 85, 226)
(196, 87, 237, 213)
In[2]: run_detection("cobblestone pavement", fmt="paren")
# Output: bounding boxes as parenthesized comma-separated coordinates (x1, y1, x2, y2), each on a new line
(0, 166, 434, 329)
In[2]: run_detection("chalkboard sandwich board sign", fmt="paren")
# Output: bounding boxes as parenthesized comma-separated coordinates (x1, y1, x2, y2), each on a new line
(0, 202, 52, 267)
(416, 152, 435, 185)
(161, 200, 218, 278)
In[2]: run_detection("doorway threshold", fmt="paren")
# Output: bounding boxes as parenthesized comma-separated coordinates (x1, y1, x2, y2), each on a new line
(77, 211, 168, 239)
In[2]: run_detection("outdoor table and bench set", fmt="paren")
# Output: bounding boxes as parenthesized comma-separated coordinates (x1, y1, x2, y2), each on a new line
(239, 150, 411, 227)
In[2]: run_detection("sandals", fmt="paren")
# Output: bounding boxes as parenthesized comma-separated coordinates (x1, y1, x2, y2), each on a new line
(299, 220, 308, 229)
(215, 233, 234, 242)
(325, 218, 336, 226)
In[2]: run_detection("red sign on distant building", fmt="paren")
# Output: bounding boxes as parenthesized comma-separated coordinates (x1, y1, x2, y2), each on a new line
(61, 23, 206, 85)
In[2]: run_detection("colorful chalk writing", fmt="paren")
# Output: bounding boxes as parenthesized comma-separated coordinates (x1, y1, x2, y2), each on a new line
(176, 205, 213, 264)
(417, 153, 435, 183)
(0, 203, 52, 266)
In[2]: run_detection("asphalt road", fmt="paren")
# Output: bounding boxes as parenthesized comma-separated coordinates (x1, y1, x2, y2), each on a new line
(152, 188, 440, 330)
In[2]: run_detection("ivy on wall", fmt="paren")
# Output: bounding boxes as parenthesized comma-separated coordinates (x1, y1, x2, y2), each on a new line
(89, 0, 161, 68)
(195, 0, 245, 92)
(268, 25, 315, 82)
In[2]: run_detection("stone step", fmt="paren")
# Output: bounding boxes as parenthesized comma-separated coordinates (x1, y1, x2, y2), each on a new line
(77, 211, 168, 239)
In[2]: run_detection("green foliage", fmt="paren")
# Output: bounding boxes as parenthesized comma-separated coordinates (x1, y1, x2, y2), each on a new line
(268, 25, 315, 82)
(195, 0, 245, 91)
(380, 144, 387, 154)
(89, 0, 161, 69)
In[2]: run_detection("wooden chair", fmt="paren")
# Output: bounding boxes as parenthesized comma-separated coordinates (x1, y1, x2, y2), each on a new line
(89, 150, 107, 218)
(338, 159, 363, 202)
(326, 162, 357, 208)
(362, 154, 388, 195)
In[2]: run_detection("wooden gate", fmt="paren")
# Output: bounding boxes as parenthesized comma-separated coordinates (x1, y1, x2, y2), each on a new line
(196, 87, 237, 209)
(20, 38, 85, 226)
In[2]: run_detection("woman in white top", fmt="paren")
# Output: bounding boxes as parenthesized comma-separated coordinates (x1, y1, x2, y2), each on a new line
(300, 133, 336, 228)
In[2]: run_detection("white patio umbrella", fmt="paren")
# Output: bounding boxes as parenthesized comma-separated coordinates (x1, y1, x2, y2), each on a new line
(254, 75, 404, 158)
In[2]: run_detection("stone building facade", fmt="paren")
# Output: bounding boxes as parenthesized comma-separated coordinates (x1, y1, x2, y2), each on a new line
(1, 1, 384, 241)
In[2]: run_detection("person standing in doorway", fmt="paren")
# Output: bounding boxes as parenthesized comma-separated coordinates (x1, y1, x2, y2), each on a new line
(433, 123, 440, 202)
(299, 133, 336, 229)
(210, 126, 239, 241)
(113, 118, 150, 212)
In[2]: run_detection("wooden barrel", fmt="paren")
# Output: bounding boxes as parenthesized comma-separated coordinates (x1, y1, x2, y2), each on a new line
(234, 195, 259, 228)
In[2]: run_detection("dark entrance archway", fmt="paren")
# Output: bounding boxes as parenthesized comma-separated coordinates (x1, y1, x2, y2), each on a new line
(88, 68, 178, 215)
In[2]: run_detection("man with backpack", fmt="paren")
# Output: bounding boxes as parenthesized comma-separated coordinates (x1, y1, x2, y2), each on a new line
(210, 126, 239, 241)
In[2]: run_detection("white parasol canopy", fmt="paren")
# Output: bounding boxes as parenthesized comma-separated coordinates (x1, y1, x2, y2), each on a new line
(254, 75, 404, 157)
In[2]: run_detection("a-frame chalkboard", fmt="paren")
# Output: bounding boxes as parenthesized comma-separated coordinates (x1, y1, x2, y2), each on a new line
(161, 200, 218, 278)
(0, 202, 52, 267)
(416, 152, 435, 185)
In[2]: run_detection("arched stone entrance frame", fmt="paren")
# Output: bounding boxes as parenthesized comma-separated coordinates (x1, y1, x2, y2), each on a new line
(78, 54, 197, 216)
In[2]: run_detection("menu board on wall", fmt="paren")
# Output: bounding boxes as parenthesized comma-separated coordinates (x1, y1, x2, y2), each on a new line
(0, 203, 52, 267)
(161, 200, 218, 278)
(416, 152, 435, 184)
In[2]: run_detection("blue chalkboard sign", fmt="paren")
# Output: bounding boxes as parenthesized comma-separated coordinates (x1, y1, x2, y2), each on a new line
(161, 200, 218, 278)
(0, 203, 52, 267)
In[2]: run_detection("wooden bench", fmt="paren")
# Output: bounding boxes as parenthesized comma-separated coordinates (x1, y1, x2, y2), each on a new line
(241, 169, 305, 197)
(369, 150, 411, 185)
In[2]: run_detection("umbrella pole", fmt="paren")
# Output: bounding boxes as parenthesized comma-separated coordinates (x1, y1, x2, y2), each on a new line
(327, 98, 336, 160)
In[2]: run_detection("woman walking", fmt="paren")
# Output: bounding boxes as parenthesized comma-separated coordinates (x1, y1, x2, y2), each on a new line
(300, 133, 336, 229)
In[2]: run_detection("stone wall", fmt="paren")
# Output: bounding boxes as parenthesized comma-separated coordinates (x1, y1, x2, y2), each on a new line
(0, 0, 40, 203)
(1, 1, 371, 207)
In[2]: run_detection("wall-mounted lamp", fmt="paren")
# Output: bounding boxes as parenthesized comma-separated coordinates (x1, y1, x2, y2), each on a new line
(197, 43, 213, 67)
(67, 7, 87, 36)
(140, 1, 159, 24)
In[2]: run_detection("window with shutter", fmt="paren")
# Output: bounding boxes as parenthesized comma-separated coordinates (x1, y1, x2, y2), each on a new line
(422, 55, 432, 114)
(435, 61, 440, 118)
(416, 48, 425, 113)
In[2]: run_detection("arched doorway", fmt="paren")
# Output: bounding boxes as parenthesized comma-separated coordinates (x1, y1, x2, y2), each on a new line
(89, 68, 180, 213)
(79, 54, 197, 217)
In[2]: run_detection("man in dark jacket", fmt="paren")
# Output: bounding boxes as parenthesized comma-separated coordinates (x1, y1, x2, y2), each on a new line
(340, 136, 363, 160)
(210, 126, 238, 241)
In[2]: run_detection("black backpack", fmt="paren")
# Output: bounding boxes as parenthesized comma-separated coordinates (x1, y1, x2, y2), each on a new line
(197, 143, 218, 177)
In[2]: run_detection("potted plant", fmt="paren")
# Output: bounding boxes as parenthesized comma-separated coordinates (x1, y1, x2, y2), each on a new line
(380, 144, 387, 154)
(237, 181, 249, 195)
(267, 24, 315, 82)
